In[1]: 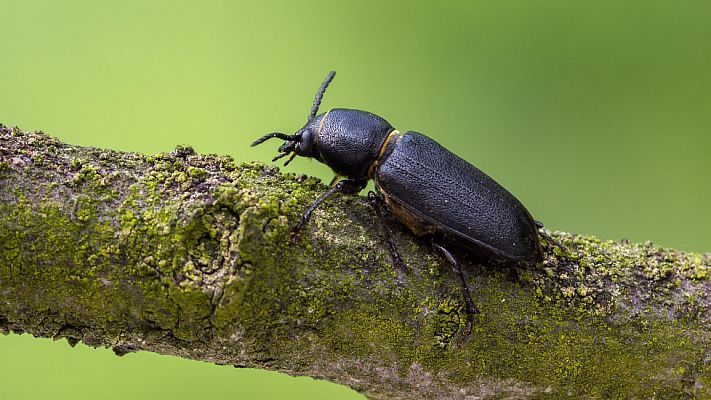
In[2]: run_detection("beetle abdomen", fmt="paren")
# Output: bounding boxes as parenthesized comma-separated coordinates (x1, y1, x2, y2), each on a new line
(374, 132, 542, 263)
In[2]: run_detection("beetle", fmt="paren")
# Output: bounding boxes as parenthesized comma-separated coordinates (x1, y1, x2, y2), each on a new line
(252, 71, 545, 320)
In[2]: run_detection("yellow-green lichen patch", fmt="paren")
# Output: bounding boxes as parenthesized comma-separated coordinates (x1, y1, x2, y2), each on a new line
(326, 305, 418, 370)
(0, 128, 262, 348)
(398, 273, 709, 398)
(528, 231, 711, 323)
(0, 196, 128, 338)
(4, 124, 711, 397)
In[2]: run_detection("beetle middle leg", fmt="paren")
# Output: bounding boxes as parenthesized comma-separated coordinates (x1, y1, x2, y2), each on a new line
(291, 179, 365, 242)
(367, 191, 407, 270)
(432, 242, 479, 334)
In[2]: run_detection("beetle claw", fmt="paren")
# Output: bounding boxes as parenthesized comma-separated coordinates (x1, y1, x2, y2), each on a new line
(537, 227, 568, 255)
(289, 229, 300, 244)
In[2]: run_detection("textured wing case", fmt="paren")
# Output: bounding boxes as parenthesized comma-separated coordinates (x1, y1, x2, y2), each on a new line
(375, 132, 541, 262)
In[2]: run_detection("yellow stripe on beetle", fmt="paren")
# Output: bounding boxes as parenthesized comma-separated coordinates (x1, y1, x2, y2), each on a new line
(367, 129, 400, 179)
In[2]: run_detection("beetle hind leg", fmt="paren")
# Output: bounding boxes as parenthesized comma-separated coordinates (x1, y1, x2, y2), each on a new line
(367, 191, 408, 271)
(432, 242, 479, 334)
(535, 220, 568, 255)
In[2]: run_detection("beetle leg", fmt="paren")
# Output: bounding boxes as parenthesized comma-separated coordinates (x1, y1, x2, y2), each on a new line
(432, 242, 479, 333)
(367, 191, 408, 271)
(291, 179, 365, 243)
(535, 220, 568, 255)
(328, 175, 341, 187)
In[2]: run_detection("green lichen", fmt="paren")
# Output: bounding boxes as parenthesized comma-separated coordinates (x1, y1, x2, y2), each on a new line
(0, 140, 240, 344)
(3, 124, 711, 398)
(0, 196, 124, 338)
(73, 165, 99, 183)
(69, 157, 83, 170)
(187, 166, 208, 180)
(174, 175, 711, 397)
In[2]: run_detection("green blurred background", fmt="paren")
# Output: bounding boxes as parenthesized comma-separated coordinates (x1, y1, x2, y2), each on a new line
(1, 1, 709, 398)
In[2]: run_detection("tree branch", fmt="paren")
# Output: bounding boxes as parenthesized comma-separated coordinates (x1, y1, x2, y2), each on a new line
(1, 124, 710, 399)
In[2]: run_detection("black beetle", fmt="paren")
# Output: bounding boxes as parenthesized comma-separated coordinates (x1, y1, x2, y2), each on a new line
(252, 71, 544, 319)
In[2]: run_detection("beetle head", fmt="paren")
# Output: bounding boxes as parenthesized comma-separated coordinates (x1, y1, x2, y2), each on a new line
(251, 71, 336, 166)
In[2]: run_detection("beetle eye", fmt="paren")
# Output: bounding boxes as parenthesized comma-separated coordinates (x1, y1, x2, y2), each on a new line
(298, 129, 314, 155)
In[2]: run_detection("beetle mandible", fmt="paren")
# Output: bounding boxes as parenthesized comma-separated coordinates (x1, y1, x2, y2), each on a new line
(252, 71, 545, 319)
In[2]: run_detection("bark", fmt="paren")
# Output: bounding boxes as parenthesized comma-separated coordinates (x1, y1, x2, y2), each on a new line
(1, 123, 710, 399)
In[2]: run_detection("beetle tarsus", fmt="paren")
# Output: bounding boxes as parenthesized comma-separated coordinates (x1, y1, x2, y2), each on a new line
(433, 242, 479, 334)
(290, 179, 365, 242)
(367, 191, 408, 271)
(535, 221, 568, 255)
(328, 175, 341, 187)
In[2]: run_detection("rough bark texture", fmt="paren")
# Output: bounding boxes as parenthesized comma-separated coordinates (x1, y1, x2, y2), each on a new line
(1, 124, 711, 399)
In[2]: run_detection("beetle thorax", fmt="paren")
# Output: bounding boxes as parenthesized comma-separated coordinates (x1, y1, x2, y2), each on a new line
(299, 109, 394, 180)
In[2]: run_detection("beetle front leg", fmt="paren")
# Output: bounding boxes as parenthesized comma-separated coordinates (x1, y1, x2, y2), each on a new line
(291, 179, 365, 243)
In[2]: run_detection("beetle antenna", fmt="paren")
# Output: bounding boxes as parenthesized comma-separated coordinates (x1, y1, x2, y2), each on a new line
(251, 132, 298, 147)
(308, 71, 336, 121)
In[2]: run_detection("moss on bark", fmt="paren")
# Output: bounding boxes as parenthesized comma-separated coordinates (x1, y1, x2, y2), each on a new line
(1, 124, 710, 399)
